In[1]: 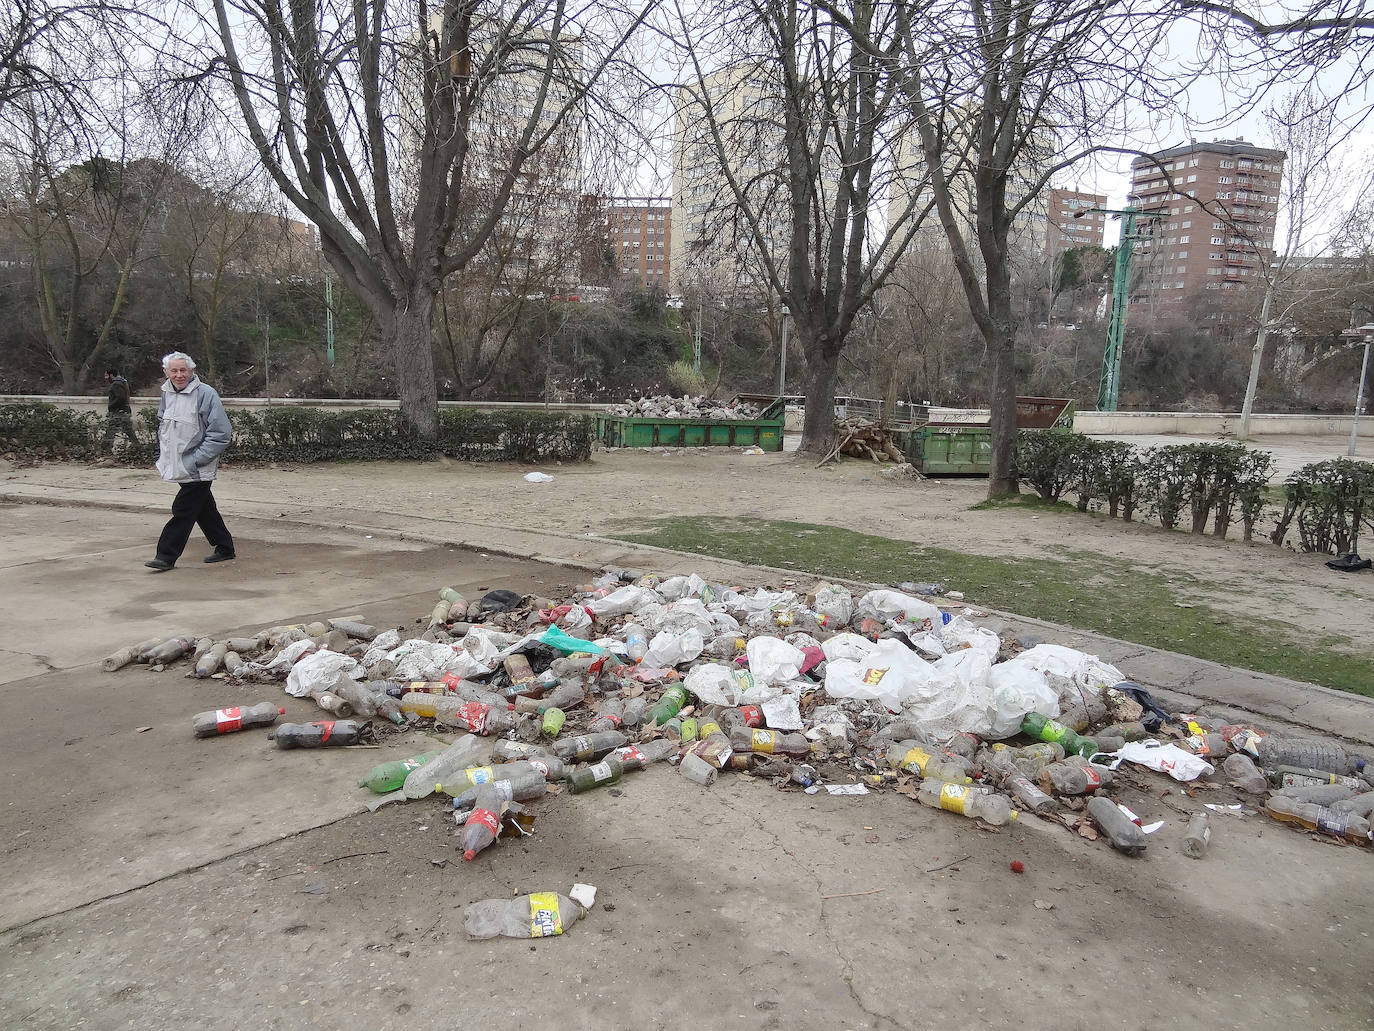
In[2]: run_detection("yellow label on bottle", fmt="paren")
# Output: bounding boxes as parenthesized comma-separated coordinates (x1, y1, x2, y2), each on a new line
(698, 721, 721, 739)
(528, 892, 563, 937)
(901, 747, 932, 773)
(752, 730, 776, 753)
(468, 766, 493, 784)
(939, 783, 970, 815)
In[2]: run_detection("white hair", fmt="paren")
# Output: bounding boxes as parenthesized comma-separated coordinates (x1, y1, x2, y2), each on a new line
(162, 351, 197, 372)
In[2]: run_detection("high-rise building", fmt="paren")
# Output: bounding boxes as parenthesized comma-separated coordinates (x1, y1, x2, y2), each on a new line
(1126, 139, 1285, 318)
(1046, 188, 1107, 252)
(603, 197, 671, 289)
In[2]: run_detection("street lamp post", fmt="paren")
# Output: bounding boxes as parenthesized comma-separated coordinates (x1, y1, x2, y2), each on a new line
(778, 312, 788, 397)
(1349, 324, 1373, 458)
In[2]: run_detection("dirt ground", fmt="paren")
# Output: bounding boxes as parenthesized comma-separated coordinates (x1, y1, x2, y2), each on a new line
(38, 432, 1366, 657)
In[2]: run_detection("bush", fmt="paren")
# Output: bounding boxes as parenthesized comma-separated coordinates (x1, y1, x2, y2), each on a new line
(1015, 429, 1081, 503)
(0, 402, 593, 466)
(1271, 458, 1374, 554)
(1136, 444, 1193, 531)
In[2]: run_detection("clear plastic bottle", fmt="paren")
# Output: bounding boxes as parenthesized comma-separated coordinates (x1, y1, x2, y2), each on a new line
(402, 736, 487, 799)
(729, 726, 812, 759)
(611, 739, 678, 770)
(885, 741, 972, 783)
(1182, 812, 1212, 858)
(993, 741, 1065, 763)
(916, 779, 1015, 825)
(1222, 752, 1269, 794)
(275, 720, 365, 748)
(941, 732, 981, 761)
(192, 702, 284, 738)
(1038, 761, 1112, 795)
(985, 752, 1057, 814)
(1096, 721, 1148, 742)
(451, 770, 548, 814)
(436, 760, 544, 796)
(1265, 795, 1372, 843)
(621, 697, 648, 730)
(624, 623, 648, 663)
(553, 731, 628, 762)
(513, 681, 584, 715)
(460, 785, 505, 860)
(1277, 783, 1358, 806)
(491, 739, 554, 763)
(464, 892, 583, 939)
(1256, 737, 1361, 776)
(1086, 796, 1148, 854)
(567, 757, 625, 793)
(1274, 766, 1366, 791)
(311, 691, 353, 718)
(586, 699, 624, 734)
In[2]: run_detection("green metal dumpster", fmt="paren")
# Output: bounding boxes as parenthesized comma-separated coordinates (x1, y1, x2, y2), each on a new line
(594, 396, 786, 451)
(896, 397, 1074, 475)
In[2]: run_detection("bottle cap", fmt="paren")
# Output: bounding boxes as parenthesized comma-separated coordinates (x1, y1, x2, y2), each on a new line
(463, 849, 477, 861)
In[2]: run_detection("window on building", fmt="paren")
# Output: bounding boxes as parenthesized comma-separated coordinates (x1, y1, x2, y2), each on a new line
(1178, 251, 1188, 258)
(1220, 159, 1234, 168)
(1187, 174, 1197, 183)
(1211, 236, 1224, 244)
(1176, 281, 1185, 289)
(1208, 267, 1220, 275)
(1180, 235, 1190, 243)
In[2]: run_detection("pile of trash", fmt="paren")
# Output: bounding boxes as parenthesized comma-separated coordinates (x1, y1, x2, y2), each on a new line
(605, 395, 769, 420)
(106, 571, 1372, 933)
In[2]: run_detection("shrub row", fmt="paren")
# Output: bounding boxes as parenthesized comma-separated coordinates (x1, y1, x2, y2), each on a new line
(0, 402, 593, 466)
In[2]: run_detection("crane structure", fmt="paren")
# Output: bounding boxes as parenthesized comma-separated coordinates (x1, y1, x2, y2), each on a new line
(1075, 205, 1162, 411)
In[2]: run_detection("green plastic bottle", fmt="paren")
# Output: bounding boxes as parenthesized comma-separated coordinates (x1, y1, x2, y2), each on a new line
(567, 757, 625, 793)
(1020, 713, 1098, 758)
(358, 751, 441, 794)
(649, 684, 690, 726)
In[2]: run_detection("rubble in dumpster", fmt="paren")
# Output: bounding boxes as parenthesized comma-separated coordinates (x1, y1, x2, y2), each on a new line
(107, 571, 1374, 892)
(605, 395, 770, 420)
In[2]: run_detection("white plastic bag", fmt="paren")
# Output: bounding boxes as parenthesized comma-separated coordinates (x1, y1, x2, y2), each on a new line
(658, 574, 707, 601)
(642, 628, 705, 668)
(821, 633, 875, 664)
(285, 649, 363, 698)
(823, 638, 937, 711)
(985, 662, 1060, 739)
(897, 648, 995, 741)
(1109, 741, 1215, 782)
(587, 585, 661, 618)
(761, 694, 804, 731)
(746, 636, 805, 687)
(854, 589, 944, 629)
(811, 583, 854, 626)
(683, 662, 757, 706)
(260, 638, 317, 674)
(361, 629, 401, 670)
(523, 471, 554, 483)
(1007, 644, 1125, 705)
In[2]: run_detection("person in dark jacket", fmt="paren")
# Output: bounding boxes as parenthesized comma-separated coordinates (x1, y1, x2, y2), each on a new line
(144, 352, 236, 572)
(102, 368, 139, 450)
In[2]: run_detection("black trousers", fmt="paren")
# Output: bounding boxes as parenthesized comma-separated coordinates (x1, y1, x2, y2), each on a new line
(103, 411, 138, 449)
(156, 481, 234, 563)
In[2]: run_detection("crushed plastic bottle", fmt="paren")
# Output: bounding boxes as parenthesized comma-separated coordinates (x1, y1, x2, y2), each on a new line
(464, 892, 584, 939)
(1182, 812, 1212, 858)
(1086, 796, 1147, 854)
(359, 751, 441, 793)
(916, 779, 1015, 825)
(885, 741, 971, 783)
(1221, 753, 1269, 794)
(275, 720, 365, 748)
(192, 702, 284, 738)
(1265, 795, 1373, 843)
(402, 736, 487, 799)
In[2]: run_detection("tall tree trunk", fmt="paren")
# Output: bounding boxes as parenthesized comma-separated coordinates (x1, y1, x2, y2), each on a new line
(984, 249, 1019, 497)
(799, 328, 840, 455)
(1238, 284, 1274, 437)
(390, 296, 439, 438)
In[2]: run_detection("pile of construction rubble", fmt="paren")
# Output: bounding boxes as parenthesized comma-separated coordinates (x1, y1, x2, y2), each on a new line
(605, 396, 769, 420)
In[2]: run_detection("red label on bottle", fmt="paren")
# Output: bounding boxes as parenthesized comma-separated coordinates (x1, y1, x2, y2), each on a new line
(455, 702, 488, 733)
(215, 707, 242, 733)
(739, 705, 763, 727)
(1082, 768, 1102, 790)
(466, 807, 500, 834)
(604, 714, 623, 728)
(314, 721, 334, 743)
(441, 671, 461, 689)
(618, 746, 645, 765)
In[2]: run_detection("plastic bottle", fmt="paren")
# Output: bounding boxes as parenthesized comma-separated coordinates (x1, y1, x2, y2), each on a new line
(586, 699, 624, 734)
(463, 892, 583, 939)
(1086, 796, 1148, 854)
(885, 741, 972, 783)
(553, 731, 628, 762)
(567, 756, 625, 793)
(451, 770, 549, 813)
(1096, 721, 1148, 742)
(985, 752, 1057, 814)
(611, 739, 677, 770)
(460, 785, 505, 860)
(729, 726, 812, 759)
(437, 760, 544, 796)
(704, 633, 746, 659)
(275, 720, 365, 748)
(1182, 812, 1212, 858)
(1038, 760, 1113, 794)
(400, 693, 519, 735)
(358, 751, 441, 793)
(550, 655, 599, 678)
(992, 741, 1065, 763)
(402, 736, 487, 799)
(624, 623, 648, 663)
(1187, 733, 1229, 758)
(491, 739, 554, 763)
(735, 705, 765, 728)
(916, 779, 1015, 825)
(192, 702, 285, 738)
(1019, 713, 1098, 758)
(1265, 795, 1372, 843)
(1256, 737, 1361, 776)
(1331, 794, 1374, 818)
(147, 636, 196, 665)
(621, 697, 648, 730)
(1222, 752, 1270, 794)
(648, 684, 690, 726)
(311, 691, 353, 718)
(688, 722, 734, 768)
(1274, 766, 1366, 791)
(332, 681, 382, 718)
(941, 732, 981, 761)
(194, 642, 229, 678)
(1278, 783, 1358, 806)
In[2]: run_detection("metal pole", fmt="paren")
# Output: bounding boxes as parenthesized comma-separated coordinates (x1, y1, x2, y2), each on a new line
(693, 299, 702, 374)
(1349, 335, 1371, 458)
(778, 314, 788, 397)
(325, 277, 335, 366)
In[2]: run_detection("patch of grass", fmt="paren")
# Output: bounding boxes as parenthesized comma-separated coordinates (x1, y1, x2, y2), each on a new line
(609, 515, 1374, 697)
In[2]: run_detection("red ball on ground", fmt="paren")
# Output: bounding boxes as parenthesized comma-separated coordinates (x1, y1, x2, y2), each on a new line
(1009, 860, 1025, 874)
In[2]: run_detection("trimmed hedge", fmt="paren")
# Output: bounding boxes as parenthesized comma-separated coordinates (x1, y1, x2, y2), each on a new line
(0, 402, 593, 465)
(1271, 458, 1374, 555)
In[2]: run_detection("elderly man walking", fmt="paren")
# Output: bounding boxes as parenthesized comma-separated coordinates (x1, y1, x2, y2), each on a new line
(144, 352, 236, 572)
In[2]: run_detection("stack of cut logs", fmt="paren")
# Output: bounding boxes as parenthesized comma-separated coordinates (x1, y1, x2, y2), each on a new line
(832, 419, 906, 463)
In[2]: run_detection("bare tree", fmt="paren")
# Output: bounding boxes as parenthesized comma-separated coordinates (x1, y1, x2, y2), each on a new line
(669, 0, 937, 455)
(183, 0, 654, 437)
(888, 0, 1175, 496)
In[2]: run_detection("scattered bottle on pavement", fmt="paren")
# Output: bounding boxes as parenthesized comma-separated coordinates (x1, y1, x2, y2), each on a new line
(1256, 737, 1363, 776)
(192, 702, 285, 738)
(1182, 812, 1212, 858)
(1277, 783, 1358, 806)
(1020, 713, 1098, 758)
(1222, 752, 1270, 794)
(451, 770, 549, 813)
(916, 779, 1015, 825)
(1273, 766, 1367, 791)
(621, 697, 648, 730)
(492, 739, 556, 763)
(586, 699, 624, 733)
(147, 636, 196, 665)
(311, 690, 353, 718)
(194, 642, 229, 678)
(402, 737, 487, 799)
(1086, 796, 1148, 854)
(611, 739, 677, 770)
(275, 720, 365, 748)
(1096, 722, 1148, 742)
(553, 731, 628, 762)
(985, 752, 1057, 814)
(567, 757, 625, 794)
(460, 784, 506, 860)
(1038, 760, 1112, 795)
(885, 741, 972, 783)
(437, 761, 547, 796)
(1265, 795, 1373, 843)
(358, 751, 441, 793)
(729, 726, 812, 759)
(464, 892, 584, 939)
(624, 623, 648, 663)
(648, 684, 690, 726)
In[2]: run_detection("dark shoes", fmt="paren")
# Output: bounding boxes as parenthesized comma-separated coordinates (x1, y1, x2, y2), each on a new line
(204, 550, 236, 564)
(144, 558, 174, 572)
